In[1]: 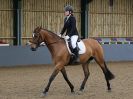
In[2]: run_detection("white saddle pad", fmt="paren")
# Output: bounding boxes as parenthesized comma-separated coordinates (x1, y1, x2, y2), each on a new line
(64, 39, 86, 55)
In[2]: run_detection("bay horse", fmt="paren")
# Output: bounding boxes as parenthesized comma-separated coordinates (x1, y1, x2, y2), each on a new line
(29, 26, 115, 96)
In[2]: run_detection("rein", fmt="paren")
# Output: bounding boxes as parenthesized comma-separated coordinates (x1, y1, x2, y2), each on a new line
(45, 41, 59, 46)
(43, 36, 62, 46)
(42, 29, 63, 46)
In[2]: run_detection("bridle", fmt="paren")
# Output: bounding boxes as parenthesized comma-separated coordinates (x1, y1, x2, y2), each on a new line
(32, 31, 62, 47)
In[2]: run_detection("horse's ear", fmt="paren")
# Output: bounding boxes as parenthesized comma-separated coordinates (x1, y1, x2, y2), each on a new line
(36, 26, 42, 30)
(39, 26, 42, 29)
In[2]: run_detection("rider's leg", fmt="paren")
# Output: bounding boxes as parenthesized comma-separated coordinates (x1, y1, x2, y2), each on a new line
(71, 35, 78, 49)
(71, 35, 79, 61)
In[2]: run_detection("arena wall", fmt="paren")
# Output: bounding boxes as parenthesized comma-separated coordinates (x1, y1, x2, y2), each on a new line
(0, 0, 133, 67)
(89, 0, 133, 37)
(0, 0, 81, 45)
(0, 0, 133, 45)
(0, 0, 13, 44)
(21, 0, 81, 45)
(0, 45, 133, 67)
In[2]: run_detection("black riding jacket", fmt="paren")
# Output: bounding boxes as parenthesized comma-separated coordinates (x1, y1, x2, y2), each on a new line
(60, 14, 79, 37)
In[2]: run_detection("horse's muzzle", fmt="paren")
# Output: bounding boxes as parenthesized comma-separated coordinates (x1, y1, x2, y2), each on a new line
(31, 47, 37, 51)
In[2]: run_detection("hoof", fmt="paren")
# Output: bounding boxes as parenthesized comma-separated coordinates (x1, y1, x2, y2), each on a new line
(108, 89, 112, 92)
(71, 87, 74, 93)
(40, 92, 48, 98)
(71, 91, 75, 94)
(76, 91, 83, 95)
(80, 88, 84, 92)
(79, 87, 84, 92)
(108, 87, 111, 90)
(107, 88, 112, 92)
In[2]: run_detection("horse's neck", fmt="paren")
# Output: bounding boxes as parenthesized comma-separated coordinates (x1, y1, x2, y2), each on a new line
(43, 31, 65, 58)
(43, 30, 59, 43)
(46, 40, 64, 59)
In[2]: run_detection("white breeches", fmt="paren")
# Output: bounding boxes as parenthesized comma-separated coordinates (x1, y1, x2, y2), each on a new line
(71, 35, 78, 49)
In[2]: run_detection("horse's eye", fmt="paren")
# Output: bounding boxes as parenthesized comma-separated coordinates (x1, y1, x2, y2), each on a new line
(34, 35, 37, 38)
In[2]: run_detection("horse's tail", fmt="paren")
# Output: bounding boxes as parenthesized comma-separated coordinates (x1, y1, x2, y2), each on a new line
(104, 62, 115, 80)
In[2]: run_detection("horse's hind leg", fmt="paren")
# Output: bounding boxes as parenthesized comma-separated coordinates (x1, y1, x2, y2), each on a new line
(94, 55, 115, 91)
(80, 62, 90, 91)
(61, 67, 74, 92)
(103, 62, 115, 90)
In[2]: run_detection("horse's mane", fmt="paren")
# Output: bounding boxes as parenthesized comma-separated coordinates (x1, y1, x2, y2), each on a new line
(42, 28, 61, 40)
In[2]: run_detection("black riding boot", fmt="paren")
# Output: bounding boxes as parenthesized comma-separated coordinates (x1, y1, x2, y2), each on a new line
(72, 47, 79, 63)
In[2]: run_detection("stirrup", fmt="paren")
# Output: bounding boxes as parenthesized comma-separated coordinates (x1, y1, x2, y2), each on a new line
(68, 54, 79, 65)
(72, 54, 79, 63)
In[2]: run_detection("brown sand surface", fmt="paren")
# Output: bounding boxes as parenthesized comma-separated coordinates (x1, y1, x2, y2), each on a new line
(0, 62, 133, 99)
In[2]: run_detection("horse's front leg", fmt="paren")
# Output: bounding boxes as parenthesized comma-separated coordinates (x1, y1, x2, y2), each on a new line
(43, 67, 60, 95)
(61, 67, 74, 93)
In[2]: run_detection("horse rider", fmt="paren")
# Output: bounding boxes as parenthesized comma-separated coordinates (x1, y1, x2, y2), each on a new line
(60, 5, 80, 62)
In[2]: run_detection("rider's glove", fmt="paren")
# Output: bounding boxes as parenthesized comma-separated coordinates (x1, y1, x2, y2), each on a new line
(58, 34, 62, 37)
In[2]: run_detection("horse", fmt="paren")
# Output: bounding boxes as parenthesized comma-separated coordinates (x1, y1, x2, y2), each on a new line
(29, 26, 115, 96)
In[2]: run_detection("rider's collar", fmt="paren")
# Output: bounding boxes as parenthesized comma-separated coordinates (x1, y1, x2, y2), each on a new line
(66, 14, 71, 21)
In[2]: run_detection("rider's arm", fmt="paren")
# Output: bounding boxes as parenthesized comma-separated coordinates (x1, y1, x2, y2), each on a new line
(60, 18, 67, 35)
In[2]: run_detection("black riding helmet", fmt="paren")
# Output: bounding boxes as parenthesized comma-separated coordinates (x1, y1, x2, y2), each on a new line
(64, 5, 73, 13)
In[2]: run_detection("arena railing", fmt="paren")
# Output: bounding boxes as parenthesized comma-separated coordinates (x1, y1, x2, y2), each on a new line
(91, 37, 133, 44)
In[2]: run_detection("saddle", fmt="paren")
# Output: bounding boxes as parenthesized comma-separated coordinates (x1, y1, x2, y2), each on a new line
(64, 37, 86, 55)
(66, 38, 86, 64)
(67, 38, 79, 54)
